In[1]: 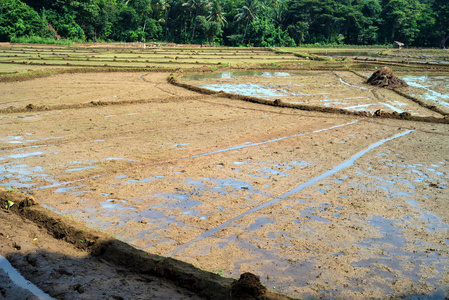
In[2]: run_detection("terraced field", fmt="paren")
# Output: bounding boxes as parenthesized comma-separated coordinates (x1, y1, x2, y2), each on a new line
(1, 43, 448, 299)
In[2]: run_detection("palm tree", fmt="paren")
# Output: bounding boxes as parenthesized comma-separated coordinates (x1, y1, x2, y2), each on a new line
(182, 0, 211, 42)
(155, 0, 171, 41)
(207, 0, 227, 28)
(234, 0, 263, 43)
(271, 0, 286, 29)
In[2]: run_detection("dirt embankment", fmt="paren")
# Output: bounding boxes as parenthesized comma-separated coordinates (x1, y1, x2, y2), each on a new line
(0, 189, 289, 300)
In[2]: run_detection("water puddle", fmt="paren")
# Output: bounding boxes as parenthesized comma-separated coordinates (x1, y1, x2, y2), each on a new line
(353, 213, 448, 296)
(182, 70, 449, 115)
(54, 185, 86, 193)
(0, 163, 49, 189)
(0, 255, 54, 300)
(162, 142, 190, 149)
(104, 157, 135, 161)
(296, 202, 331, 223)
(248, 216, 276, 231)
(126, 175, 164, 184)
(0, 151, 44, 160)
(200, 83, 289, 98)
(101, 199, 137, 210)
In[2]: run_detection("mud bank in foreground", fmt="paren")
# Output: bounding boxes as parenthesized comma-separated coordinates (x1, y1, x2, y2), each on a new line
(0, 188, 288, 300)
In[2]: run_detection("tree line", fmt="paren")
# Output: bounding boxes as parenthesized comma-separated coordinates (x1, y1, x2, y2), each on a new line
(1, 0, 448, 48)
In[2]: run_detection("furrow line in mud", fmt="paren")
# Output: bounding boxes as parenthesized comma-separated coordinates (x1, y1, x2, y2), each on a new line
(183, 121, 359, 160)
(27, 121, 359, 192)
(167, 129, 414, 257)
(332, 72, 368, 90)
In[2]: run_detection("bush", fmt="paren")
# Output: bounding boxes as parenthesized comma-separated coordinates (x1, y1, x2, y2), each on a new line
(0, 0, 47, 42)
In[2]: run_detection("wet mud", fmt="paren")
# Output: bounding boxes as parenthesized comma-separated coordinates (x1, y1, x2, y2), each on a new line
(1, 71, 448, 299)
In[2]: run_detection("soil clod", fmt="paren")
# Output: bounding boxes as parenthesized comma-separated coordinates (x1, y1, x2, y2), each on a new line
(232, 272, 267, 299)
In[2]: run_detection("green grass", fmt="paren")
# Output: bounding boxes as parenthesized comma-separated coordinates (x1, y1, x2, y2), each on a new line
(10, 36, 75, 45)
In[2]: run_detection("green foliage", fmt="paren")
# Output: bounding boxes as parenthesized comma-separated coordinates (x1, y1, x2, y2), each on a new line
(1, 0, 447, 47)
(0, 0, 47, 41)
(43, 8, 86, 40)
(196, 15, 221, 45)
(379, 0, 424, 45)
(246, 18, 295, 47)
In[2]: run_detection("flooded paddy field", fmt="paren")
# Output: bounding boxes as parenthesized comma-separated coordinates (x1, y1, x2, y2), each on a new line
(1, 44, 448, 299)
(180, 70, 449, 116)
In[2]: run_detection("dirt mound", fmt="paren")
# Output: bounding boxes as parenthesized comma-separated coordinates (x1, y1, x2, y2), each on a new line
(367, 67, 408, 88)
(232, 272, 267, 299)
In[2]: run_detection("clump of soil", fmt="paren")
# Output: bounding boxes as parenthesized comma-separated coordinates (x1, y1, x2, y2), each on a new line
(232, 272, 267, 299)
(367, 67, 408, 88)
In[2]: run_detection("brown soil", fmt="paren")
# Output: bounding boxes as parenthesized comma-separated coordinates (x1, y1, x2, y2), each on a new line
(0, 71, 448, 299)
(367, 67, 408, 88)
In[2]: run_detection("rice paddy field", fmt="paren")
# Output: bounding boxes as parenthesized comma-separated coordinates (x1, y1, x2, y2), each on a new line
(1, 42, 449, 299)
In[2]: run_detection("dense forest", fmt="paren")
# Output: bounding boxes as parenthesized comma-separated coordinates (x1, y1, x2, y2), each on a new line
(0, 0, 448, 48)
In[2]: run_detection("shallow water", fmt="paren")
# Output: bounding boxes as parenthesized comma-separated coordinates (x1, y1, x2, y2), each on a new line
(400, 75, 449, 109)
(0, 255, 54, 300)
(182, 70, 447, 115)
(181, 71, 293, 81)
(200, 83, 289, 98)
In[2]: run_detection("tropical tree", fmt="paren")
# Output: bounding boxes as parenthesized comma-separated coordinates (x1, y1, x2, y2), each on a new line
(286, 0, 344, 44)
(234, 0, 263, 43)
(380, 0, 423, 45)
(271, 0, 287, 30)
(359, 0, 382, 44)
(153, 0, 171, 40)
(0, 0, 47, 41)
(287, 21, 308, 45)
(182, 0, 210, 42)
(433, 0, 449, 48)
(207, 0, 227, 28)
(196, 15, 221, 44)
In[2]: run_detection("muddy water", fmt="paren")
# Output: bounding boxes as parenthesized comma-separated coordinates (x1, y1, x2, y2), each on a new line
(180, 71, 445, 117)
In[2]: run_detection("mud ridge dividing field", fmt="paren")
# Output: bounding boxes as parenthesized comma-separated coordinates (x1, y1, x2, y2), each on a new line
(1, 44, 449, 299)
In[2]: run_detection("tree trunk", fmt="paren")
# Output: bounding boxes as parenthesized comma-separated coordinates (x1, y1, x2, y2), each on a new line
(142, 17, 147, 41)
(440, 32, 449, 49)
(191, 9, 199, 43)
(242, 19, 249, 44)
(164, 9, 168, 41)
